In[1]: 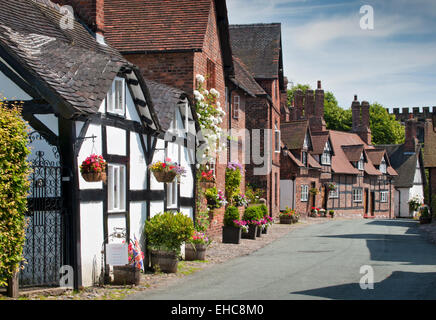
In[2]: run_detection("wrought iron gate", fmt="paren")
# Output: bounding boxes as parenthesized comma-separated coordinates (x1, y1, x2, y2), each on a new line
(20, 132, 64, 287)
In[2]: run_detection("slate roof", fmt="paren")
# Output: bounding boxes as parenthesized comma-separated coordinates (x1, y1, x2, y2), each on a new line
(0, 0, 132, 118)
(379, 143, 422, 188)
(231, 56, 266, 96)
(229, 23, 281, 79)
(281, 120, 310, 150)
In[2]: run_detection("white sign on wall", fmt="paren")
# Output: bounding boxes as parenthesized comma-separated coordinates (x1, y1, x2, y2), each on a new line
(106, 243, 128, 266)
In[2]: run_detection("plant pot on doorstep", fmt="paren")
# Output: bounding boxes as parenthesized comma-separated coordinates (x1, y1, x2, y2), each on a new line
(150, 250, 179, 273)
(256, 226, 262, 237)
(241, 224, 257, 240)
(222, 226, 242, 244)
(184, 243, 207, 261)
(153, 170, 177, 183)
(112, 265, 140, 285)
(280, 216, 293, 224)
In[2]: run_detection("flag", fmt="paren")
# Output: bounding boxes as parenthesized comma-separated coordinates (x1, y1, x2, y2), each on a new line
(129, 235, 145, 272)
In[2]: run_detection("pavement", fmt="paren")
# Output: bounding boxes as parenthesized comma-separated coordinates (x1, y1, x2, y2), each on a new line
(126, 219, 436, 300)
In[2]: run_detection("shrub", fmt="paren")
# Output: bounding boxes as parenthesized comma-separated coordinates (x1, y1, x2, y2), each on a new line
(224, 206, 240, 227)
(258, 204, 268, 217)
(144, 211, 194, 254)
(243, 206, 263, 222)
(245, 184, 264, 204)
(0, 102, 31, 287)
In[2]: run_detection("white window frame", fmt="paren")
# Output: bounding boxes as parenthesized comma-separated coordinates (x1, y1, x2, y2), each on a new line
(380, 191, 388, 203)
(379, 159, 387, 174)
(329, 188, 339, 199)
(357, 153, 364, 171)
(108, 164, 126, 212)
(167, 178, 178, 208)
(353, 188, 363, 203)
(274, 124, 281, 153)
(321, 142, 332, 165)
(301, 185, 309, 202)
(107, 77, 126, 116)
(233, 95, 240, 119)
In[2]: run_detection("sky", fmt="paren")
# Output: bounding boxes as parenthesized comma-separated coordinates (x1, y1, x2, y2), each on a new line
(227, 0, 436, 111)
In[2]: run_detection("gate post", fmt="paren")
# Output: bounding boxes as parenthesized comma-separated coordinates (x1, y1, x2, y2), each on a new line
(7, 270, 19, 298)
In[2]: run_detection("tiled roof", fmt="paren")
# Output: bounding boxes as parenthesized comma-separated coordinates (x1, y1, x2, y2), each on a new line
(308, 154, 321, 169)
(281, 120, 310, 150)
(104, 0, 210, 52)
(231, 56, 266, 96)
(311, 131, 330, 155)
(285, 150, 304, 167)
(329, 131, 364, 175)
(229, 23, 281, 79)
(342, 145, 364, 162)
(0, 0, 130, 117)
(365, 149, 386, 166)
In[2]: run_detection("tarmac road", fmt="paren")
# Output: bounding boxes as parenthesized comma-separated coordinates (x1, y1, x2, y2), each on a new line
(127, 219, 436, 300)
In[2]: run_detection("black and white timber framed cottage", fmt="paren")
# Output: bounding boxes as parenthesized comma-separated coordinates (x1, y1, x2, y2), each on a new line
(0, 0, 198, 289)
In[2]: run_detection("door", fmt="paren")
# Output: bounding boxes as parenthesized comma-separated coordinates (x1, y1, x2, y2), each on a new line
(364, 189, 369, 215)
(370, 191, 375, 216)
(20, 131, 65, 287)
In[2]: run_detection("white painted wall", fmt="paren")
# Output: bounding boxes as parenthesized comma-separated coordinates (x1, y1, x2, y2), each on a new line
(180, 206, 194, 219)
(106, 126, 126, 156)
(126, 87, 141, 122)
(150, 201, 164, 218)
(130, 132, 147, 190)
(107, 214, 126, 244)
(80, 201, 104, 287)
(180, 146, 194, 198)
(129, 201, 147, 250)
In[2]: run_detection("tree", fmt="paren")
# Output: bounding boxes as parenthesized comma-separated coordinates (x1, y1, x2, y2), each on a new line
(287, 83, 311, 107)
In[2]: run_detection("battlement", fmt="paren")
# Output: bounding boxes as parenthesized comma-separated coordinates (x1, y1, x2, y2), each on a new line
(387, 106, 436, 123)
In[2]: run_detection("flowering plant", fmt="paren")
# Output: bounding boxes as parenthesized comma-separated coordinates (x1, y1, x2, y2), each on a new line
(80, 154, 106, 174)
(149, 157, 186, 178)
(280, 207, 296, 217)
(227, 161, 243, 171)
(233, 193, 249, 207)
(200, 169, 215, 182)
(408, 195, 423, 212)
(233, 220, 249, 233)
(260, 216, 274, 229)
(194, 74, 226, 162)
(188, 231, 211, 246)
(309, 207, 319, 217)
(205, 187, 227, 209)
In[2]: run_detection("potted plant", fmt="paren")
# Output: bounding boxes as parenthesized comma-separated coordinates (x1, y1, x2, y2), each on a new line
(225, 161, 242, 206)
(185, 231, 211, 261)
(199, 169, 215, 189)
(80, 154, 107, 182)
(319, 208, 327, 217)
(144, 211, 194, 273)
(419, 205, 432, 224)
(113, 238, 143, 285)
(309, 207, 319, 217)
(205, 187, 227, 210)
(233, 193, 249, 207)
(261, 216, 274, 234)
(329, 210, 335, 218)
(280, 207, 295, 224)
(408, 195, 423, 217)
(149, 157, 186, 183)
(222, 206, 243, 244)
(241, 206, 261, 240)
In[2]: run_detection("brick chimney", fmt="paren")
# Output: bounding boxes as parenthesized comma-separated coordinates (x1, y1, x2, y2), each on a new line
(309, 80, 326, 132)
(51, 0, 105, 36)
(359, 101, 372, 145)
(304, 89, 315, 118)
(280, 77, 290, 122)
(294, 89, 304, 120)
(351, 95, 361, 132)
(404, 116, 418, 153)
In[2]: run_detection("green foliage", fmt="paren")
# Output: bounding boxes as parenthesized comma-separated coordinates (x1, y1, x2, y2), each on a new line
(245, 184, 264, 204)
(369, 103, 405, 145)
(195, 210, 210, 233)
(287, 84, 311, 107)
(0, 102, 31, 287)
(144, 211, 194, 254)
(224, 206, 240, 227)
(225, 166, 241, 203)
(324, 91, 352, 132)
(258, 204, 268, 217)
(243, 206, 263, 221)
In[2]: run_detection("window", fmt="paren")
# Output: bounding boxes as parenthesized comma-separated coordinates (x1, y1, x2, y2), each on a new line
(301, 185, 309, 202)
(206, 59, 216, 90)
(379, 159, 387, 174)
(321, 141, 332, 165)
(329, 188, 339, 199)
(107, 77, 126, 115)
(302, 151, 308, 167)
(108, 164, 126, 212)
(275, 173, 278, 206)
(233, 95, 240, 119)
(380, 191, 388, 203)
(274, 123, 280, 153)
(357, 153, 364, 171)
(167, 178, 178, 208)
(353, 189, 363, 202)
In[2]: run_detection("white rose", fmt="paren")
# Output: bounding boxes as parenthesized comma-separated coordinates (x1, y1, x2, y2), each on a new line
(196, 74, 205, 83)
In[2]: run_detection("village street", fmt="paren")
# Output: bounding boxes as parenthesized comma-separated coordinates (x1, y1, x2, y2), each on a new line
(127, 219, 436, 300)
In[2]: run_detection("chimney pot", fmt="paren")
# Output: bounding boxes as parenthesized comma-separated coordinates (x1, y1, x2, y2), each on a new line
(317, 80, 321, 89)
(354, 95, 358, 101)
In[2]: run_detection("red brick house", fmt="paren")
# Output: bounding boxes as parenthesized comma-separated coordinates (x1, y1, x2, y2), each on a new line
(281, 87, 397, 218)
(229, 23, 285, 218)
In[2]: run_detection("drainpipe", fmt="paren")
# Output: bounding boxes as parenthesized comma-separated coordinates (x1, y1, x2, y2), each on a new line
(227, 86, 235, 163)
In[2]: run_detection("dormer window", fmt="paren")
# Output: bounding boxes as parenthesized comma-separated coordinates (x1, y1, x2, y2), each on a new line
(357, 153, 364, 171)
(107, 77, 125, 116)
(321, 141, 332, 165)
(379, 158, 387, 174)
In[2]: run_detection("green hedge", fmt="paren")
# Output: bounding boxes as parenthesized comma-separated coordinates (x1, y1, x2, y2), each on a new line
(258, 204, 268, 217)
(0, 102, 31, 286)
(224, 206, 240, 227)
(243, 206, 263, 221)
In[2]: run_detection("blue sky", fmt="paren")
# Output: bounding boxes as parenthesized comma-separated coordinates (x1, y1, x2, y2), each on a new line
(227, 0, 436, 111)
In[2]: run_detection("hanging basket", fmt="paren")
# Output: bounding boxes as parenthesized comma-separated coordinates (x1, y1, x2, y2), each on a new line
(82, 171, 107, 183)
(153, 170, 177, 183)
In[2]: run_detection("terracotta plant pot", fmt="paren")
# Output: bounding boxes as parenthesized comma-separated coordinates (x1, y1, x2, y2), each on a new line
(241, 224, 257, 240)
(222, 226, 242, 244)
(150, 250, 179, 273)
(280, 216, 293, 224)
(112, 265, 140, 285)
(184, 243, 207, 261)
(152, 170, 177, 183)
(82, 171, 107, 182)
